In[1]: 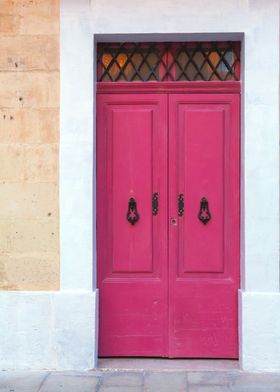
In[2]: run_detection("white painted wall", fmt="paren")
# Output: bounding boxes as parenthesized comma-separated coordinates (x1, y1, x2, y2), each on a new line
(60, 0, 95, 291)
(0, 291, 98, 370)
(0, 0, 279, 371)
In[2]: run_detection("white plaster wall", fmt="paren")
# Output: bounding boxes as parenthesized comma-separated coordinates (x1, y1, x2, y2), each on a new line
(60, 0, 95, 291)
(0, 291, 98, 370)
(239, 291, 280, 372)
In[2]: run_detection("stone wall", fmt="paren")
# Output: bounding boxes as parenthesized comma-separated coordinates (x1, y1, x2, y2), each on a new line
(0, 0, 59, 290)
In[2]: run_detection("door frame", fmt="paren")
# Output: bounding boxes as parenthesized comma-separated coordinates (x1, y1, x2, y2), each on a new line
(96, 81, 241, 358)
(96, 80, 241, 358)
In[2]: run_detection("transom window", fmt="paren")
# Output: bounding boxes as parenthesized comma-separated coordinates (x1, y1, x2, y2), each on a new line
(97, 42, 240, 82)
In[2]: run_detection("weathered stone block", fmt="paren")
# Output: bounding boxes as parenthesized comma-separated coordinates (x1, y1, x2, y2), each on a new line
(0, 108, 59, 143)
(0, 144, 24, 181)
(99, 387, 142, 392)
(0, 220, 14, 253)
(0, 35, 59, 71)
(102, 373, 143, 387)
(144, 372, 187, 392)
(0, 72, 59, 108)
(0, 371, 48, 392)
(24, 144, 58, 182)
(9, 218, 59, 253)
(0, 15, 20, 35)
(0, 0, 59, 19)
(187, 371, 239, 386)
(0, 183, 58, 219)
(39, 108, 59, 143)
(188, 386, 231, 392)
(19, 14, 59, 35)
(0, 252, 59, 290)
(40, 374, 99, 392)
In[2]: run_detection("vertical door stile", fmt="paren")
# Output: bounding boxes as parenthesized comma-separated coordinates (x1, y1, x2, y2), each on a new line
(168, 92, 177, 356)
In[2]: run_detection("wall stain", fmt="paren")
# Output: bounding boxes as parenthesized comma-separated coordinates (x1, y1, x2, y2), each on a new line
(0, 260, 19, 290)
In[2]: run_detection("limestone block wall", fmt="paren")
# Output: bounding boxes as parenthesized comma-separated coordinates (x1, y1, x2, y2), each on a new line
(0, 0, 59, 290)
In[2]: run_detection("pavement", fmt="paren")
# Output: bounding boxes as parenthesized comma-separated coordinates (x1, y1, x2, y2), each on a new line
(1, 359, 280, 392)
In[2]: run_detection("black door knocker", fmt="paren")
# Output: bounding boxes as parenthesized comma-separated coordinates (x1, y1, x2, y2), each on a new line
(126, 197, 139, 225)
(198, 197, 211, 225)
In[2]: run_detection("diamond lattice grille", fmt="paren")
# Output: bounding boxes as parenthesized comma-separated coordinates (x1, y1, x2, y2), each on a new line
(97, 42, 240, 82)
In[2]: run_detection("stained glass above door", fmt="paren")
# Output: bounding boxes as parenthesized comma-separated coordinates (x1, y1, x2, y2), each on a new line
(97, 42, 240, 82)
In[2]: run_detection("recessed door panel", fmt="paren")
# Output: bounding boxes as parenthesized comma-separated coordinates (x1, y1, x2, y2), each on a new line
(178, 106, 225, 274)
(169, 94, 240, 358)
(97, 94, 168, 356)
(111, 108, 154, 273)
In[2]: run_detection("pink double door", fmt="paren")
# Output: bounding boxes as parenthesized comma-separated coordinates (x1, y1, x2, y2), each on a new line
(97, 89, 240, 358)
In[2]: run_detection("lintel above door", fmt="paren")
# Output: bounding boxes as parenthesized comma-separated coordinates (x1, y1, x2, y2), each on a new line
(97, 81, 241, 94)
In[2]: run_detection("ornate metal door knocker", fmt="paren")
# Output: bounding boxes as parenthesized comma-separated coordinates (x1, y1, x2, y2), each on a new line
(126, 197, 139, 225)
(198, 197, 211, 225)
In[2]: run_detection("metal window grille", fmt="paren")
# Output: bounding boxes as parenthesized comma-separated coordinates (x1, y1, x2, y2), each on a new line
(97, 42, 240, 82)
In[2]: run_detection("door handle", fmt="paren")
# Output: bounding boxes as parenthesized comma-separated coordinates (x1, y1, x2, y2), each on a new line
(178, 193, 184, 216)
(152, 192, 159, 216)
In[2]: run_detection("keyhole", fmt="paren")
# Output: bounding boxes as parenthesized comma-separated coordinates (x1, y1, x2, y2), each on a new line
(171, 217, 177, 225)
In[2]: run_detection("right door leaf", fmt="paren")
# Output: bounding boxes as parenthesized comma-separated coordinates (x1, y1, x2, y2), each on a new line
(168, 93, 240, 358)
